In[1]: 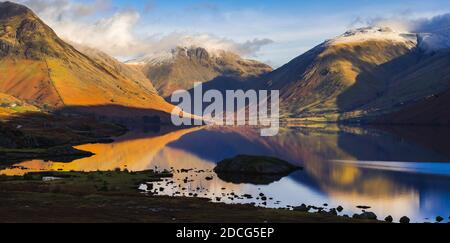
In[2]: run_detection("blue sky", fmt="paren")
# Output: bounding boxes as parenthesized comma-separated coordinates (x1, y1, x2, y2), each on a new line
(13, 0, 450, 66)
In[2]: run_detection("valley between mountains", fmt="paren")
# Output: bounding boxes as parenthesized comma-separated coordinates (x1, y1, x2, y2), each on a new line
(1, 1, 450, 160)
(1, 1, 450, 224)
(2, 1, 450, 129)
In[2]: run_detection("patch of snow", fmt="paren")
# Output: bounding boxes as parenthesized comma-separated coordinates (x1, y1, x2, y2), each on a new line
(125, 45, 229, 66)
(125, 50, 177, 66)
(327, 27, 418, 47)
(328, 26, 450, 53)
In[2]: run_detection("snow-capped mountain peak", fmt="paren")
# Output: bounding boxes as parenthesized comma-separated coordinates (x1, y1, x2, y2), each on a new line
(327, 27, 418, 47)
(324, 26, 450, 52)
(126, 50, 177, 66)
(125, 46, 228, 66)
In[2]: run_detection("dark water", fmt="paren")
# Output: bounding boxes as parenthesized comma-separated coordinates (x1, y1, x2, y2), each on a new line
(2, 125, 450, 223)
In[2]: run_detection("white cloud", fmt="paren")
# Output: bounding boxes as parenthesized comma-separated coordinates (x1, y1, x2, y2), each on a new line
(14, 0, 112, 19)
(11, 0, 450, 66)
(11, 0, 149, 57)
(9, 0, 348, 66)
(362, 13, 450, 51)
(141, 33, 273, 58)
(57, 10, 145, 57)
(408, 13, 450, 33)
(351, 12, 450, 33)
(11, 0, 274, 60)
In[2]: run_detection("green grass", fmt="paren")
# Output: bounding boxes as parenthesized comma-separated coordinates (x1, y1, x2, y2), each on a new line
(0, 170, 375, 223)
(1, 170, 173, 194)
(0, 147, 47, 153)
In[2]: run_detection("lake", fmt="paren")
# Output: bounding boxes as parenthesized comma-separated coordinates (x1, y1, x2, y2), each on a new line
(2, 124, 450, 223)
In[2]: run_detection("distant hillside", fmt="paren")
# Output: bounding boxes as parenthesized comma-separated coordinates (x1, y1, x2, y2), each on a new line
(255, 27, 450, 124)
(350, 48, 450, 124)
(127, 47, 272, 98)
(72, 44, 158, 94)
(377, 49, 450, 125)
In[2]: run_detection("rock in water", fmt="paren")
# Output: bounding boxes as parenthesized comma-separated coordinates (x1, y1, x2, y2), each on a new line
(400, 216, 410, 224)
(356, 205, 371, 210)
(214, 155, 301, 175)
(385, 215, 394, 223)
(436, 216, 444, 223)
(328, 208, 338, 216)
(293, 204, 310, 212)
(214, 155, 302, 185)
(353, 212, 378, 220)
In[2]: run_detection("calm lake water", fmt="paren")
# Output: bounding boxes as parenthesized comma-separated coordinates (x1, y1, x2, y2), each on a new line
(2, 125, 450, 223)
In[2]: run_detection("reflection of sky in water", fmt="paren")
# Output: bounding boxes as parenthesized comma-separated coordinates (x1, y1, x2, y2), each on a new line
(2, 126, 450, 223)
(333, 160, 450, 176)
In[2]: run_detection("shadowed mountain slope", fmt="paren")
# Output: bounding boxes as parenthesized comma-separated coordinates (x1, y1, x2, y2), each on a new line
(255, 27, 450, 124)
(359, 49, 450, 124)
(256, 28, 419, 120)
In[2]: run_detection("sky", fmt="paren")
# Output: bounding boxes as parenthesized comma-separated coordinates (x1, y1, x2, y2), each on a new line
(11, 0, 450, 67)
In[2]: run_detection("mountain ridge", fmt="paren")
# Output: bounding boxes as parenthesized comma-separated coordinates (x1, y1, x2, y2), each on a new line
(252, 26, 450, 124)
(0, 1, 173, 120)
(127, 46, 273, 98)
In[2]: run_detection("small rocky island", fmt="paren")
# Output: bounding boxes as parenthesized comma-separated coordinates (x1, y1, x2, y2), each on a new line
(214, 155, 302, 185)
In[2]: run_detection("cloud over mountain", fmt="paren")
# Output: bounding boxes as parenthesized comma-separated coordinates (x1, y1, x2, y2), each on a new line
(353, 13, 450, 33)
(408, 13, 450, 32)
(349, 13, 450, 51)
(10, 0, 273, 59)
(13, 0, 112, 18)
(10, 0, 450, 66)
(141, 33, 273, 58)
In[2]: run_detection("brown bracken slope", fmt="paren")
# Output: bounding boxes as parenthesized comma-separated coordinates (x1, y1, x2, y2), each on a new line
(0, 2, 173, 118)
(130, 47, 273, 98)
(255, 27, 450, 124)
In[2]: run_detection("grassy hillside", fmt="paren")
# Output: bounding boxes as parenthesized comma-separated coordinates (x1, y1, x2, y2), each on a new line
(0, 2, 173, 119)
(259, 40, 416, 120)
(136, 47, 272, 98)
(72, 44, 158, 94)
(0, 92, 39, 116)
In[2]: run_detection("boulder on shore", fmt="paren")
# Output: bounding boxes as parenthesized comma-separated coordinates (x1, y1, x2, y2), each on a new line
(352, 212, 378, 220)
(400, 216, 410, 224)
(385, 215, 393, 223)
(293, 204, 310, 212)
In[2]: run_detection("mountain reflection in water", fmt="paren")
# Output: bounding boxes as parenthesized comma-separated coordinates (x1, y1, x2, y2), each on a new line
(2, 125, 450, 223)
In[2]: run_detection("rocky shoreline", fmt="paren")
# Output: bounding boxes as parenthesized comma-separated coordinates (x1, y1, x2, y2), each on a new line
(0, 170, 385, 223)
